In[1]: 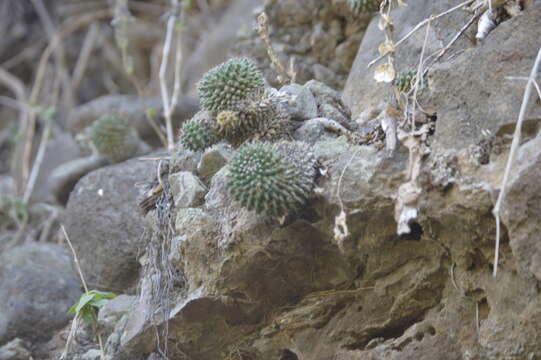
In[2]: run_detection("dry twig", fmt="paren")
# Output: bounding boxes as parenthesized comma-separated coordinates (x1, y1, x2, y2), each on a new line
(492, 46, 541, 277)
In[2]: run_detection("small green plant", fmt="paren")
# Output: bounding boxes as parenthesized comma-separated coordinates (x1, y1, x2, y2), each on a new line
(179, 116, 218, 151)
(67, 290, 116, 359)
(227, 141, 317, 216)
(88, 115, 139, 162)
(393, 69, 417, 93)
(348, 0, 382, 14)
(197, 58, 265, 112)
(68, 289, 116, 324)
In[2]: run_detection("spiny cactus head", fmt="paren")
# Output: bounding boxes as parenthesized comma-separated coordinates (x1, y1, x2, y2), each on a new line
(88, 115, 138, 162)
(227, 141, 317, 217)
(179, 116, 218, 152)
(197, 58, 265, 112)
(348, 0, 382, 14)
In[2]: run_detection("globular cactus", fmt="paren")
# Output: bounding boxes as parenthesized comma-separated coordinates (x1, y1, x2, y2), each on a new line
(393, 69, 417, 93)
(348, 0, 382, 14)
(88, 115, 139, 162)
(197, 58, 265, 112)
(179, 115, 218, 152)
(227, 141, 317, 217)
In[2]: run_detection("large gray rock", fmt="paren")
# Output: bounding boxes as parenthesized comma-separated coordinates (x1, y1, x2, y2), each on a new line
(0, 243, 80, 344)
(428, 3, 541, 151)
(0, 338, 30, 360)
(63, 158, 155, 290)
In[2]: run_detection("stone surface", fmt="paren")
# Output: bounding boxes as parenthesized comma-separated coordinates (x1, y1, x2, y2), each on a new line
(501, 134, 541, 281)
(98, 295, 136, 337)
(196, 143, 234, 181)
(280, 83, 318, 121)
(0, 243, 80, 344)
(169, 171, 207, 209)
(0, 338, 31, 360)
(342, 0, 473, 118)
(63, 157, 155, 290)
(232, 0, 371, 89)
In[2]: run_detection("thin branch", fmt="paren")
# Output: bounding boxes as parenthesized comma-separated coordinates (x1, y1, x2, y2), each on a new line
(367, 0, 476, 68)
(72, 22, 100, 92)
(22, 111, 53, 203)
(159, 0, 182, 151)
(257, 12, 292, 85)
(61, 225, 89, 292)
(492, 46, 541, 277)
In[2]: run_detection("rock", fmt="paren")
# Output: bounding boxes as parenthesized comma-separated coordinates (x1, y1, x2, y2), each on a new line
(0, 338, 31, 360)
(501, 134, 541, 280)
(231, 0, 370, 89)
(196, 143, 234, 181)
(170, 146, 201, 174)
(293, 118, 337, 145)
(48, 155, 109, 205)
(74, 349, 101, 360)
(342, 0, 473, 118)
(169, 171, 207, 209)
(69, 95, 198, 147)
(428, 3, 541, 151)
(304, 80, 351, 123)
(279, 84, 318, 121)
(30, 130, 82, 203)
(98, 295, 136, 337)
(63, 157, 155, 290)
(0, 243, 81, 343)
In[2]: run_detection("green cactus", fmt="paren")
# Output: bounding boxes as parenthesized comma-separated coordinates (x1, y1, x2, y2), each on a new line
(179, 116, 218, 152)
(227, 141, 317, 216)
(88, 115, 138, 162)
(198, 58, 265, 112)
(348, 0, 382, 14)
(393, 69, 417, 93)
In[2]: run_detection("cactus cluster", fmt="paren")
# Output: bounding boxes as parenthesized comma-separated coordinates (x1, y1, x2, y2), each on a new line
(88, 115, 138, 162)
(227, 141, 317, 217)
(179, 115, 218, 152)
(198, 58, 265, 113)
(348, 0, 382, 14)
(179, 58, 294, 150)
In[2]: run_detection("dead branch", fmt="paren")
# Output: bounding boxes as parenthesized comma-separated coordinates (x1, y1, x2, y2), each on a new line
(257, 12, 293, 85)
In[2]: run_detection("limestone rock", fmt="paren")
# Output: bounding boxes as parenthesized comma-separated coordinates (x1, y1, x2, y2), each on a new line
(0, 338, 31, 360)
(196, 144, 234, 181)
(0, 243, 80, 344)
(280, 84, 318, 121)
(169, 171, 207, 209)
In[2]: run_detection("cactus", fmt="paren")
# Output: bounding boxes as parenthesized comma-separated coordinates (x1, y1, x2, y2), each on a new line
(348, 0, 382, 14)
(227, 141, 317, 216)
(393, 69, 417, 93)
(179, 116, 218, 152)
(88, 115, 138, 162)
(197, 58, 265, 112)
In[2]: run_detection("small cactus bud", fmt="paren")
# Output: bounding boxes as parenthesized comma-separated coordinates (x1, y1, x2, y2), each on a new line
(179, 115, 218, 152)
(88, 115, 139, 162)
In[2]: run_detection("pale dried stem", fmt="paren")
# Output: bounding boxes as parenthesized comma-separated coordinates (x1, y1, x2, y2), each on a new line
(410, 20, 431, 132)
(22, 112, 53, 203)
(257, 12, 293, 85)
(367, 0, 476, 68)
(159, 0, 182, 151)
(492, 47, 541, 277)
(72, 22, 100, 91)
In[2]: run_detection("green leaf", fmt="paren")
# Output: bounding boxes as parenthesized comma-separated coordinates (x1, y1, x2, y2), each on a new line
(74, 292, 95, 314)
(87, 290, 117, 300)
(80, 307, 95, 324)
(67, 302, 79, 315)
(89, 298, 109, 308)
(146, 107, 158, 118)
